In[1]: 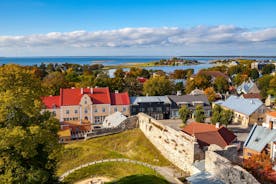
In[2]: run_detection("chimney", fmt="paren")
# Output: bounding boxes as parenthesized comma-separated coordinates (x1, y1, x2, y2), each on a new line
(216, 122, 220, 128)
(115, 90, 119, 94)
(81, 88, 84, 94)
(90, 87, 93, 94)
(269, 121, 273, 129)
(177, 90, 182, 96)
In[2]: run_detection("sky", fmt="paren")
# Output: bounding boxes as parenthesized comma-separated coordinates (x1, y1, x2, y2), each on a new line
(0, 0, 275, 56)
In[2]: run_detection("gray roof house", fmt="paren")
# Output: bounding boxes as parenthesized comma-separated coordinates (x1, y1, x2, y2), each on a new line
(168, 94, 211, 118)
(214, 95, 267, 127)
(236, 79, 260, 95)
(244, 124, 276, 169)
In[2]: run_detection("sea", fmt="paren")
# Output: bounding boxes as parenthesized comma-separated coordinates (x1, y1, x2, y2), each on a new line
(1, 56, 275, 75)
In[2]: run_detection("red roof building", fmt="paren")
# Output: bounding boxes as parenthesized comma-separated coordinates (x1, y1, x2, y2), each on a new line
(42, 87, 130, 126)
(182, 122, 237, 148)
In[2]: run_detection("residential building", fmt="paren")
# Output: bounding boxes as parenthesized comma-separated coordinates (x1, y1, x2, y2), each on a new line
(42, 87, 130, 125)
(265, 94, 276, 107)
(263, 111, 276, 130)
(236, 79, 260, 95)
(241, 93, 262, 100)
(182, 122, 237, 148)
(102, 111, 127, 128)
(130, 96, 171, 119)
(168, 93, 211, 118)
(191, 70, 231, 83)
(251, 61, 276, 70)
(214, 95, 267, 127)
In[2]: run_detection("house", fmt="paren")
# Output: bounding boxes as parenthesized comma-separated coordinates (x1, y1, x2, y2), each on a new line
(42, 87, 130, 125)
(214, 95, 267, 127)
(251, 61, 276, 70)
(102, 111, 127, 128)
(58, 129, 71, 143)
(236, 79, 260, 95)
(191, 70, 231, 83)
(168, 93, 211, 119)
(130, 96, 171, 119)
(60, 121, 93, 139)
(182, 122, 237, 148)
(190, 88, 205, 95)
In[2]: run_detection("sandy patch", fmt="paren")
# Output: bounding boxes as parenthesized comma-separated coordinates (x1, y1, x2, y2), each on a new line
(74, 176, 112, 184)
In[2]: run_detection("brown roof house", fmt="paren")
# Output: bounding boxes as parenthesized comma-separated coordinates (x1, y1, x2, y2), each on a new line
(182, 122, 237, 149)
(191, 70, 231, 83)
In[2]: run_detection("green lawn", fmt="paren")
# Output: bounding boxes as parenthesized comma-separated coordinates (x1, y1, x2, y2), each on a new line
(62, 162, 167, 184)
(58, 129, 171, 175)
(107, 174, 169, 184)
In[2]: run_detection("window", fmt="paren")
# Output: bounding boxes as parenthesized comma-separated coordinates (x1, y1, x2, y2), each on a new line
(85, 108, 88, 114)
(94, 108, 98, 113)
(114, 107, 117, 112)
(102, 107, 105, 112)
(75, 109, 78, 114)
(95, 116, 101, 124)
(123, 107, 126, 112)
(66, 110, 69, 114)
(52, 111, 56, 116)
(85, 101, 87, 104)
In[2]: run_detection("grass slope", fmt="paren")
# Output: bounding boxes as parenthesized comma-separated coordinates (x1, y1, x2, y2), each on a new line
(63, 162, 166, 184)
(107, 174, 169, 184)
(58, 129, 171, 175)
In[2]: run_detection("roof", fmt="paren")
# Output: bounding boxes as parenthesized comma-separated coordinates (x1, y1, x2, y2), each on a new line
(267, 111, 276, 117)
(42, 95, 60, 108)
(43, 87, 130, 108)
(186, 171, 224, 184)
(137, 77, 148, 83)
(182, 122, 236, 148)
(242, 93, 262, 100)
(130, 96, 171, 105)
(197, 70, 230, 80)
(111, 92, 130, 105)
(244, 124, 276, 152)
(58, 129, 71, 137)
(214, 95, 263, 116)
(61, 87, 111, 106)
(61, 121, 92, 132)
(102, 112, 127, 128)
(236, 79, 260, 94)
(168, 94, 210, 105)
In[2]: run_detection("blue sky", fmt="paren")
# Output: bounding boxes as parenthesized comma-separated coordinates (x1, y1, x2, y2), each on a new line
(0, 0, 276, 56)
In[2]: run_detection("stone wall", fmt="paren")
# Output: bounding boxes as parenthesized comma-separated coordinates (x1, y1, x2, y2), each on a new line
(137, 113, 204, 173)
(205, 147, 260, 184)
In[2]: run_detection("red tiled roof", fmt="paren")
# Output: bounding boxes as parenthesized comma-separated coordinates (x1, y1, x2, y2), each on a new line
(242, 93, 262, 100)
(111, 92, 130, 105)
(61, 87, 111, 106)
(182, 122, 236, 148)
(137, 77, 148, 83)
(42, 96, 60, 108)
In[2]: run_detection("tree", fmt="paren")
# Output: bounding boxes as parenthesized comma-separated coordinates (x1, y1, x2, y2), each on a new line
(220, 109, 233, 127)
(114, 68, 125, 78)
(204, 87, 217, 102)
(249, 68, 260, 80)
(42, 71, 68, 95)
(194, 105, 205, 123)
(257, 74, 273, 98)
(179, 105, 190, 124)
(214, 76, 229, 93)
(143, 76, 174, 96)
(261, 64, 275, 75)
(211, 105, 222, 124)
(0, 64, 61, 183)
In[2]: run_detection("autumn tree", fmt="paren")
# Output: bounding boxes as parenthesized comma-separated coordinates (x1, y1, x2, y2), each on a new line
(214, 76, 229, 93)
(204, 87, 217, 102)
(261, 64, 275, 75)
(194, 105, 205, 123)
(211, 105, 222, 124)
(0, 64, 61, 184)
(257, 74, 273, 98)
(42, 71, 68, 95)
(179, 105, 190, 124)
(143, 76, 174, 96)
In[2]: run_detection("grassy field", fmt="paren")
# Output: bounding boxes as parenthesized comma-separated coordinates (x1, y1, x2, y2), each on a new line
(58, 129, 171, 175)
(62, 162, 167, 184)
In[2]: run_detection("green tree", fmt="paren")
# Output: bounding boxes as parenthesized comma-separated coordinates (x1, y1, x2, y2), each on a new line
(214, 76, 229, 93)
(211, 105, 222, 124)
(261, 64, 275, 75)
(114, 68, 125, 78)
(220, 109, 233, 127)
(42, 71, 68, 95)
(143, 76, 174, 96)
(0, 64, 61, 184)
(179, 105, 190, 124)
(249, 68, 260, 80)
(257, 74, 273, 98)
(194, 105, 205, 123)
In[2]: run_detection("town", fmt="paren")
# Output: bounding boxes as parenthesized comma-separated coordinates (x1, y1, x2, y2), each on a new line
(33, 58, 276, 183)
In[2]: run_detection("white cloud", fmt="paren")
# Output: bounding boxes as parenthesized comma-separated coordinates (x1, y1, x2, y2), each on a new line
(0, 25, 276, 56)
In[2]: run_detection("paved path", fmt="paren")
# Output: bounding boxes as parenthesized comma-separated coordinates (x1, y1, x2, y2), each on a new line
(59, 158, 183, 184)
